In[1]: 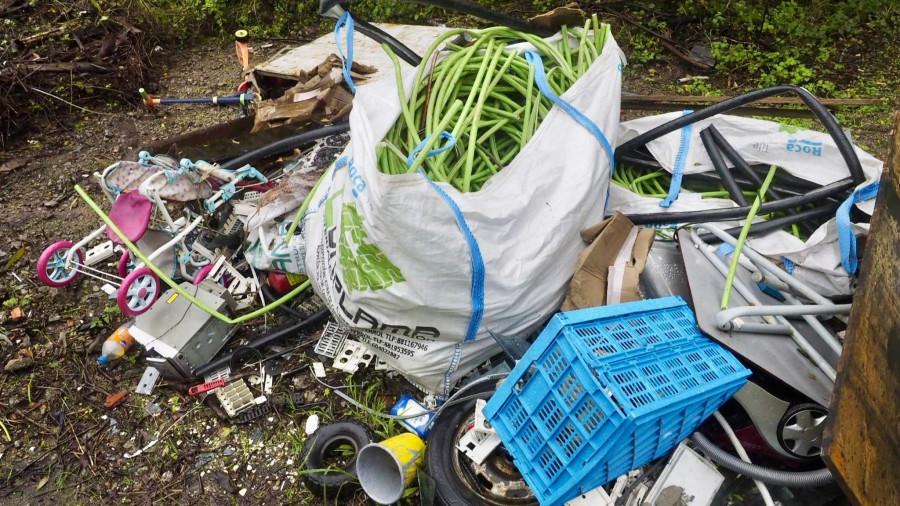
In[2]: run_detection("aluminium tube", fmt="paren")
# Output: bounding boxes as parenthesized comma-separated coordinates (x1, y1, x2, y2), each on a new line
(699, 223, 838, 308)
(716, 304, 851, 331)
(690, 227, 836, 381)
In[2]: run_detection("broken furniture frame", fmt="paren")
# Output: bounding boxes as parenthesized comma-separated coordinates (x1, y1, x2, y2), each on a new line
(689, 224, 845, 382)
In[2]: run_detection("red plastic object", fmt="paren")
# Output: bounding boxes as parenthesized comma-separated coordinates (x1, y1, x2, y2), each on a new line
(267, 271, 306, 295)
(189, 377, 226, 396)
(118, 250, 133, 277)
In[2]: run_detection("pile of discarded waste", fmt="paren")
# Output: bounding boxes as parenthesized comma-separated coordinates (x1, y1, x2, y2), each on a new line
(34, 1, 881, 504)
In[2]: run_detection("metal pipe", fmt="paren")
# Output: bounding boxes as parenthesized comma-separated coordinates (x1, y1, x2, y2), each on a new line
(690, 227, 837, 381)
(716, 303, 851, 331)
(699, 224, 837, 307)
(782, 293, 845, 356)
(724, 322, 794, 335)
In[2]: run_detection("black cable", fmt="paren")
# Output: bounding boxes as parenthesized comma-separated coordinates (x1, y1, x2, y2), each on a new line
(194, 308, 331, 377)
(229, 346, 264, 373)
(707, 125, 786, 201)
(615, 85, 865, 185)
(697, 203, 840, 242)
(261, 284, 307, 319)
(354, 17, 422, 65)
(625, 177, 856, 226)
(318, 1, 422, 64)
(218, 122, 350, 172)
(701, 127, 747, 206)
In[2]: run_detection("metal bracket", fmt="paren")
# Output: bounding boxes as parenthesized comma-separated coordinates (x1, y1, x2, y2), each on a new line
(135, 366, 161, 396)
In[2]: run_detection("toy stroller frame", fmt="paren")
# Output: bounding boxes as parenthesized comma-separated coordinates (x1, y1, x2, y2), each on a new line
(38, 153, 267, 316)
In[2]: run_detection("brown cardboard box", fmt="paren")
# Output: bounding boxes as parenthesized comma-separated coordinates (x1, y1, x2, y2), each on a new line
(562, 212, 655, 311)
(251, 55, 374, 133)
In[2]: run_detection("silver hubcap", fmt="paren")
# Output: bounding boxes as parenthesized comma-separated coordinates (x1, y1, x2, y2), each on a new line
(782, 409, 827, 457)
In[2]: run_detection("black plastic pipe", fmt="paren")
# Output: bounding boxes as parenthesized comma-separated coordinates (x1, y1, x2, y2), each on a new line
(615, 85, 866, 185)
(707, 125, 786, 201)
(218, 122, 350, 172)
(354, 17, 423, 65)
(321, 0, 554, 37)
(682, 173, 806, 198)
(701, 127, 748, 206)
(194, 308, 331, 377)
(625, 177, 856, 226)
(698, 203, 840, 242)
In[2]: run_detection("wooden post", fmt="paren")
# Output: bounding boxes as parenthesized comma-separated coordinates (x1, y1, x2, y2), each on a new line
(823, 111, 900, 505)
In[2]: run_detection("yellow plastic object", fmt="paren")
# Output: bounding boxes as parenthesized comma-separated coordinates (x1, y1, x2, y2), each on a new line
(357, 433, 426, 504)
(74, 185, 309, 324)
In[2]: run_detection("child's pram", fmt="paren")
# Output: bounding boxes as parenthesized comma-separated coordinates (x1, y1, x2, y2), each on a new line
(37, 152, 267, 316)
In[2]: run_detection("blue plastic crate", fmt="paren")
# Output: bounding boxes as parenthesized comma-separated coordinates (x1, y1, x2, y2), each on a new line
(483, 297, 750, 506)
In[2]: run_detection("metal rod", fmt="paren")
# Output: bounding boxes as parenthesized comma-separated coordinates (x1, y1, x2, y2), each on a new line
(690, 227, 837, 381)
(716, 303, 851, 331)
(782, 293, 845, 356)
(698, 224, 837, 308)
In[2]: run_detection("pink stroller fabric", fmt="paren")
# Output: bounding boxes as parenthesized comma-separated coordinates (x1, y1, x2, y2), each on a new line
(105, 159, 214, 201)
(106, 191, 153, 244)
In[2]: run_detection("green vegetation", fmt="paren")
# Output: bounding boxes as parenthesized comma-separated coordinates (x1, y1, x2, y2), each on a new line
(134, 0, 900, 98)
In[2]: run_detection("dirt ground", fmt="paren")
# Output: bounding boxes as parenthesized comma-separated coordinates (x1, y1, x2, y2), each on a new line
(0, 23, 894, 506)
(0, 42, 394, 505)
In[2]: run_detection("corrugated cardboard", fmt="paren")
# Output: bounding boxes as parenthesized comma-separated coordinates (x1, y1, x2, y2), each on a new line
(562, 212, 655, 311)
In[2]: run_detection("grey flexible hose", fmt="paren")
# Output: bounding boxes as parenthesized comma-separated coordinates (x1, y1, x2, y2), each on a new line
(691, 432, 834, 487)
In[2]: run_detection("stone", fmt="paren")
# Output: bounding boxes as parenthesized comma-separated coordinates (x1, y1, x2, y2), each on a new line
(4, 355, 34, 372)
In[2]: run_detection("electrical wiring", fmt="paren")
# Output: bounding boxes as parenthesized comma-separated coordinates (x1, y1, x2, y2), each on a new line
(721, 165, 778, 309)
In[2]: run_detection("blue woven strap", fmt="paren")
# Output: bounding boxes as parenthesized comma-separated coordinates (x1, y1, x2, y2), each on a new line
(781, 256, 794, 275)
(334, 12, 357, 93)
(406, 132, 457, 168)
(660, 110, 694, 208)
(836, 181, 879, 274)
(524, 51, 614, 169)
(418, 169, 485, 342)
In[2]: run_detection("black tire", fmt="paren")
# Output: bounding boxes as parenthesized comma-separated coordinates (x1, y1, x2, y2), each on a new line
(300, 420, 375, 499)
(426, 382, 538, 506)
